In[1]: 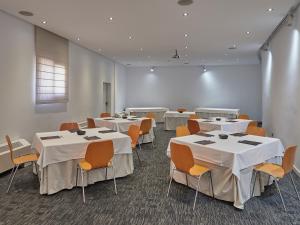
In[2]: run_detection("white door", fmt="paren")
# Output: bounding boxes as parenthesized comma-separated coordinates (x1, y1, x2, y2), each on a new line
(103, 82, 111, 113)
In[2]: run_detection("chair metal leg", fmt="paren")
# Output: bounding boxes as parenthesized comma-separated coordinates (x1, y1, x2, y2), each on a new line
(105, 168, 108, 180)
(289, 173, 300, 200)
(112, 164, 117, 195)
(142, 135, 144, 145)
(209, 171, 214, 198)
(135, 150, 141, 164)
(258, 171, 262, 194)
(75, 167, 79, 187)
(81, 169, 86, 203)
(193, 176, 201, 210)
(251, 170, 257, 197)
(34, 162, 40, 183)
(7, 166, 16, 184)
(6, 164, 19, 193)
(274, 178, 287, 211)
(186, 174, 188, 186)
(167, 168, 174, 197)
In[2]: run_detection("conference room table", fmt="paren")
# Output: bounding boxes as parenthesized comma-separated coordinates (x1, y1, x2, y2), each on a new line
(164, 111, 196, 130)
(126, 107, 169, 123)
(32, 127, 133, 195)
(94, 116, 156, 143)
(195, 118, 252, 133)
(167, 130, 284, 209)
(195, 107, 240, 119)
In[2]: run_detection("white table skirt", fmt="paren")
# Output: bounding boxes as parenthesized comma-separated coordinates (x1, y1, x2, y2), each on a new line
(94, 117, 156, 144)
(164, 111, 196, 130)
(126, 107, 169, 123)
(40, 154, 133, 195)
(195, 108, 240, 119)
(197, 118, 251, 133)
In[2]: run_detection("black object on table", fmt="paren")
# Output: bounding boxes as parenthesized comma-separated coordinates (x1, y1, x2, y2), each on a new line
(98, 130, 116, 134)
(238, 140, 262, 146)
(231, 133, 248, 137)
(40, 136, 61, 140)
(194, 140, 216, 145)
(84, 136, 101, 141)
(195, 133, 214, 137)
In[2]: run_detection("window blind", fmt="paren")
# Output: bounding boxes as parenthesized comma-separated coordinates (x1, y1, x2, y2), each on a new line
(35, 26, 69, 104)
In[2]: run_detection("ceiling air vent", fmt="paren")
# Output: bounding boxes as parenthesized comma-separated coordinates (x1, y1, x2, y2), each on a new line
(178, 0, 193, 6)
(18, 11, 34, 16)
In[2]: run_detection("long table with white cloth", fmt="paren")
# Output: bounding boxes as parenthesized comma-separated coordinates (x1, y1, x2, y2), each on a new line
(32, 127, 133, 195)
(126, 107, 169, 122)
(195, 118, 251, 133)
(94, 116, 156, 143)
(167, 130, 284, 209)
(164, 111, 196, 130)
(195, 108, 240, 119)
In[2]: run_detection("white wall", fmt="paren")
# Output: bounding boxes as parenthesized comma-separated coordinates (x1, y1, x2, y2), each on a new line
(126, 65, 262, 120)
(115, 63, 127, 112)
(0, 11, 126, 142)
(261, 6, 300, 172)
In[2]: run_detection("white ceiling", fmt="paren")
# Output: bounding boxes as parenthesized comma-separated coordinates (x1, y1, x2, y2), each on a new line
(0, 0, 297, 67)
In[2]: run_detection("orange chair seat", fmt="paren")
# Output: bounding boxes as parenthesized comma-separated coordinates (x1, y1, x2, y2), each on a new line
(139, 130, 149, 135)
(255, 163, 285, 179)
(189, 164, 210, 176)
(13, 153, 38, 165)
(79, 159, 111, 171)
(131, 143, 137, 149)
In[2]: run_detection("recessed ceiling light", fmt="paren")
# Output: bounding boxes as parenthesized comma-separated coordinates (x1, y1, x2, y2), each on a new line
(150, 67, 155, 72)
(268, 8, 273, 12)
(109, 17, 113, 21)
(184, 33, 188, 38)
(18, 10, 34, 16)
(76, 37, 80, 41)
(183, 12, 189, 17)
(185, 46, 188, 49)
(140, 48, 143, 51)
(246, 31, 251, 35)
(228, 44, 237, 50)
(42, 20, 47, 24)
(129, 36, 133, 40)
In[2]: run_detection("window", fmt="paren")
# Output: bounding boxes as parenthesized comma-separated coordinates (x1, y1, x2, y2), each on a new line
(35, 26, 69, 104)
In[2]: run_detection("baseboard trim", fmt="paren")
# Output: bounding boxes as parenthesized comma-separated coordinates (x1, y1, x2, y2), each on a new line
(293, 165, 300, 177)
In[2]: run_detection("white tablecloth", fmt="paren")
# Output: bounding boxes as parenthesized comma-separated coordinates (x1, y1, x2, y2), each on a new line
(196, 118, 251, 133)
(94, 117, 156, 143)
(32, 128, 134, 194)
(164, 111, 196, 130)
(166, 130, 284, 208)
(126, 107, 169, 123)
(195, 108, 240, 119)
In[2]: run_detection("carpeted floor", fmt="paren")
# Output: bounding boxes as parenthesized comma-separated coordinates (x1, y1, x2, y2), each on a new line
(0, 124, 300, 225)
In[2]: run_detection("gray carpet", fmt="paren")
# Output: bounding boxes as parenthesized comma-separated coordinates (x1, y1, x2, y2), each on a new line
(0, 124, 300, 225)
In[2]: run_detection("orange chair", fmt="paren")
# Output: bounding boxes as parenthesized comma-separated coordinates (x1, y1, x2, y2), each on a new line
(128, 125, 142, 164)
(251, 146, 299, 211)
(187, 119, 201, 134)
(189, 114, 200, 120)
(76, 140, 117, 203)
(100, 112, 111, 118)
(238, 114, 250, 120)
(59, 122, 79, 131)
(139, 118, 154, 149)
(176, 126, 190, 137)
(146, 112, 155, 120)
(5, 135, 40, 193)
(177, 108, 187, 113)
(248, 121, 258, 128)
(167, 142, 214, 210)
(246, 126, 266, 137)
(87, 118, 96, 128)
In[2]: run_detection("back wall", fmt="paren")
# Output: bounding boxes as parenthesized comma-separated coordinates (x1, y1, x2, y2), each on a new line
(126, 64, 262, 120)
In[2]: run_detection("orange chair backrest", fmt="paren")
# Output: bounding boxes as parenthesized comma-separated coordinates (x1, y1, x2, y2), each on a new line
(246, 126, 266, 137)
(85, 140, 114, 169)
(140, 118, 152, 134)
(100, 112, 111, 118)
(187, 119, 201, 134)
(248, 121, 258, 127)
(177, 108, 187, 113)
(146, 112, 155, 119)
(189, 114, 200, 120)
(170, 142, 194, 174)
(128, 125, 140, 147)
(87, 118, 96, 129)
(176, 126, 190, 137)
(282, 146, 297, 174)
(238, 114, 250, 120)
(59, 122, 79, 131)
(5, 135, 14, 164)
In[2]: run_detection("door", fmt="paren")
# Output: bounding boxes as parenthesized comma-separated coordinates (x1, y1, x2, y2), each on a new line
(103, 82, 111, 113)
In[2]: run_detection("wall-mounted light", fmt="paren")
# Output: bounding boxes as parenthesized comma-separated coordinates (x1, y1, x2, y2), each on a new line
(202, 65, 207, 72)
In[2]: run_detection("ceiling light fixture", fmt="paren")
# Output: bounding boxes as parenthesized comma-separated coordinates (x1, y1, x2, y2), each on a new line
(42, 20, 47, 24)
(183, 12, 189, 17)
(202, 65, 207, 72)
(184, 33, 188, 38)
(76, 37, 80, 41)
(267, 8, 273, 12)
(18, 10, 34, 16)
(185, 46, 188, 49)
(150, 67, 155, 72)
(228, 44, 237, 50)
(246, 31, 251, 35)
(140, 48, 143, 51)
(109, 17, 113, 21)
(129, 36, 133, 40)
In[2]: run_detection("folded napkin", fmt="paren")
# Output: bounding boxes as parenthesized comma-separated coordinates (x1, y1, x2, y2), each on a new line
(194, 140, 215, 145)
(40, 136, 61, 140)
(195, 133, 214, 137)
(84, 136, 101, 141)
(98, 130, 116, 134)
(230, 133, 248, 137)
(238, 140, 262, 146)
